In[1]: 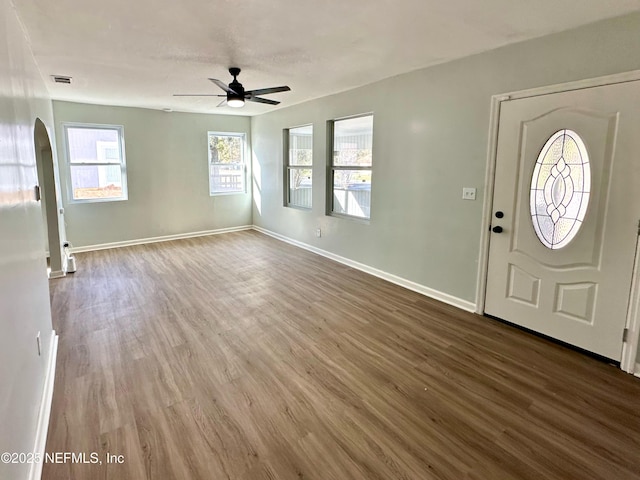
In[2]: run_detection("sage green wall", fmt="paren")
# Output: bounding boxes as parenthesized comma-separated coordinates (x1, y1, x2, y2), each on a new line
(53, 102, 252, 248)
(251, 13, 640, 305)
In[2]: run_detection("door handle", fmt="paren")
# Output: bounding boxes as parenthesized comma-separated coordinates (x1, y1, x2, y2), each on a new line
(492, 226, 503, 233)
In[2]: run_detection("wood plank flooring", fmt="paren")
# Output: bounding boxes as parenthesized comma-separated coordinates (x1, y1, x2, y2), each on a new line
(43, 230, 640, 480)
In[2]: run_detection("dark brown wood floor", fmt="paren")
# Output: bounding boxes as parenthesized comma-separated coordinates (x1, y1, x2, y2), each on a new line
(44, 230, 640, 480)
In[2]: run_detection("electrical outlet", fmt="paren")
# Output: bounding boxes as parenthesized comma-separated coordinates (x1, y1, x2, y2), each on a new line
(462, 187, 476, 200)
(316, 228, 322, 238)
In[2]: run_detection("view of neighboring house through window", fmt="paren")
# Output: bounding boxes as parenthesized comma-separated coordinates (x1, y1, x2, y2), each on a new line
(64, 124, 127, 202)
(330, 114, 373, 219)
(285, 125, 313, 208)
(208, 132, 246, 195)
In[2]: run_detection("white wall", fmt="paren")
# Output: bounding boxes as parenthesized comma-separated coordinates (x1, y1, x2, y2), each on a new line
(52, 102, 252, 248)
(251, 13, 640, 305)
(0, 0, 58, 478)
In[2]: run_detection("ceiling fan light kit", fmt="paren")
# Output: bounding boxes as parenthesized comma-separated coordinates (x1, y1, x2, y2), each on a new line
(174, 67, 290, 109)
(227, 96, 245, 108)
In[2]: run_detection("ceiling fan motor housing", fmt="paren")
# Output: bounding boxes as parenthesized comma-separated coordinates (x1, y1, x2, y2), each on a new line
(228, 80, 245, 103)
(227, 67, 245, 104)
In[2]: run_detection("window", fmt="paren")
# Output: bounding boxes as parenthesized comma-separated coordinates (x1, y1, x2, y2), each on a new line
(329, 115, 373, 219)
(64, 124, 127, 202)
(530, 129, 591, 249)
(208, 132, 246, 195)
(284, 125, 313, 208)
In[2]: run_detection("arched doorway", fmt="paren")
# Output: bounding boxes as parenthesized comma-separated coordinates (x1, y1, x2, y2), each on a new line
(34, 118, 64, 277)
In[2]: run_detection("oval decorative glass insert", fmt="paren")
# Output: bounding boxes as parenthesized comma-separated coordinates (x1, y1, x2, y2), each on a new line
(530, 129, 591, 249)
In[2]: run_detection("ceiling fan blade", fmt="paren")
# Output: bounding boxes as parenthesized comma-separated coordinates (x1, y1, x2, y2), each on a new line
(173, 94, 226, 97)
(245, 86, 290, 96)
(216, 99, 228, 107)
(246, 96, 280, 105)
(209, 78, 237, 94)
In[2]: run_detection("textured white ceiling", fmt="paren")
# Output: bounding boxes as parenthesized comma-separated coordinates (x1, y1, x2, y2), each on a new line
(13, 0, 640, 116)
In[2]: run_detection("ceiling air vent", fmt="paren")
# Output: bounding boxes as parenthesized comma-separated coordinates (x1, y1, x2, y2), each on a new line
(51, 75, 72, 84)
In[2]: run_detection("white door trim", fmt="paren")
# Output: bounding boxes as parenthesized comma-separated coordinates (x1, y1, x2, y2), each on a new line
(621, 234, 640, 374)
(476, 69, 640, 374)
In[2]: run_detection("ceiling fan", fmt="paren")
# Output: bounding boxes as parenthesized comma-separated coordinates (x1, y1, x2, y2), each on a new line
(173, 67, 290, 108)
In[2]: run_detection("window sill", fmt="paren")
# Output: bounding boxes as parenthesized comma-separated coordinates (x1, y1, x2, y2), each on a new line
(68, 196, 128, 205)
(209, 191, 247, 197)
(285, 204, 312, 211)
(328, 212, 371, 224)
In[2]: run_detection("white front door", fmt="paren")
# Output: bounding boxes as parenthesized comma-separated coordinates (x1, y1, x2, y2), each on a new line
(485, 81, 640, 361)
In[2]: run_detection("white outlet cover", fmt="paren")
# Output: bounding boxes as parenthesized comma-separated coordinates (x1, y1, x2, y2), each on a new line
(462, 187, 476, 200)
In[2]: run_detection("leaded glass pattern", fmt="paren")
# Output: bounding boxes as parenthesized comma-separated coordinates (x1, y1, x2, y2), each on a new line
(529, 129, 591, 249)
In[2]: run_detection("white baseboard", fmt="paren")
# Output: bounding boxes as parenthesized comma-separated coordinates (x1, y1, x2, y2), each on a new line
(252, 225, 476, 313)
(635, 363, 640, 378)
(65, 224, 476, 312)
(48, 270, 65, 279)
(28, 331, 58, 480)
(69, 225, 253, 253)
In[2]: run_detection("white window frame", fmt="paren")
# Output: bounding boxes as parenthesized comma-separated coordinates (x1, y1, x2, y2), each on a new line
(327, 113, 374, 220)
(63, 123, 128, 204)
(284, 124, 313, 209)
(207, 131, 247, 196)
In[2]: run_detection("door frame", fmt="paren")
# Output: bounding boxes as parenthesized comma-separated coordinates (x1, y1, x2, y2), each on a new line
(34, 118, 66, 278)
(475, 69, 640, 375)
